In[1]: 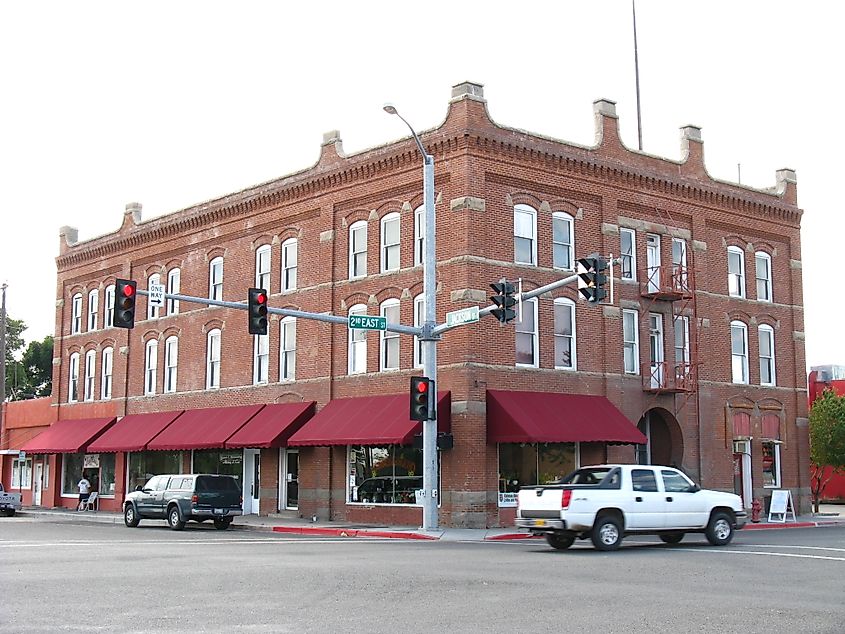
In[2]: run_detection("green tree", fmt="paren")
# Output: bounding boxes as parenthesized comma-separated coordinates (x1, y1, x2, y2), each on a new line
(3, 317, 27, 400)
(17, 336, 54, 398)
(809, 389, 845, 512)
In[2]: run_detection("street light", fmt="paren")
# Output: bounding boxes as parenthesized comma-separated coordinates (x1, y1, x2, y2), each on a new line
(384, 103, 439, 531)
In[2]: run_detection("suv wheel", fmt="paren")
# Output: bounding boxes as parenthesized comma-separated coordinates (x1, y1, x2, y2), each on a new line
(545, 532, 575, 550)
(705, 512, 734, 546)
(167, 506, 185, 531)
(213, 518, 232, 530)
(591, 514, 623, 551)
(124, 504, 140, 528)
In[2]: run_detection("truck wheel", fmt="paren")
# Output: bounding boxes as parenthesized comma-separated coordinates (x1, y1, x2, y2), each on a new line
(545, 532, 575, 550)
(167, 506, 185, 531)
(213, 518, 232, 530)
(3, 509, 16, 517)
(591, 514, 622, 551)
(124, 504, 140, 528)
(659, 533, 684, 544)
(705, 512, 734, 546)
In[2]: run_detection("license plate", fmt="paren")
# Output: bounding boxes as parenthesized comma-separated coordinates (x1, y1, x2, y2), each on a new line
(213, 508, 224, 515)
(534, 519, 546, 526)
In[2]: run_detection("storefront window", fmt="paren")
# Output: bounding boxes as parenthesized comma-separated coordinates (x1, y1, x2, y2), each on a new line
(193, 449, 243, 485)
(62, 453, 85, 496)
(762, 441, 781, 488)
(61, 453, 116, 497)
(127, 451, 183, 492)
(498, 443, 578, 506)
(11, 458, 32, 488)
(348, 446, 425, 505)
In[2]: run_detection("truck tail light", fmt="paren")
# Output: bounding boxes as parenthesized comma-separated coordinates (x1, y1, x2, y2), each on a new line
(561, 489, 572, 509)
(191, 494, 198, 505)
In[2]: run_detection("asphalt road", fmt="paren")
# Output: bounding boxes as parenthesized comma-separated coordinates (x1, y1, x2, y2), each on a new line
(2, 516, 845, 633)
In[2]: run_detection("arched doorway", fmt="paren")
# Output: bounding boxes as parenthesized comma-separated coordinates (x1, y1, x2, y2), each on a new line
(636, 408, 684, 468)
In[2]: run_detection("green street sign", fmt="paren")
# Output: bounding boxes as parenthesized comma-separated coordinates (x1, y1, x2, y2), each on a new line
(348, 314, 387, 331)
(446, 306, 480, 327)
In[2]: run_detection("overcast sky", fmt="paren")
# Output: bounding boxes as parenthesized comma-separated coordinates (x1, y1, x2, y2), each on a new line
(1, 1, 842, 372)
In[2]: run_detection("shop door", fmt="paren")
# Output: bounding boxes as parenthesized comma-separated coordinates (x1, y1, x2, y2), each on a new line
(284, 449, 299, 510)
(646, 234, 661, 293)
(34, 463, 43, 506)
(243, 449, 261, 515)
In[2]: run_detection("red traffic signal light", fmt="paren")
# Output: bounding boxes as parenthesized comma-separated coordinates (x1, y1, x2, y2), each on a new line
(410, 376, 433, 421)
(248, 288, 269, 335)
(113, 279, 137, 329)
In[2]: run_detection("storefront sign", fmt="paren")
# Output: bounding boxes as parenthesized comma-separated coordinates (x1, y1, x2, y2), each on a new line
(83, 454, 100, 469)
(498, 492, 518, 507)
(220, 454, 242, 465)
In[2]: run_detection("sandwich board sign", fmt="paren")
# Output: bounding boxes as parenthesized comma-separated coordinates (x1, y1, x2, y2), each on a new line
(767, 489, 796, 523)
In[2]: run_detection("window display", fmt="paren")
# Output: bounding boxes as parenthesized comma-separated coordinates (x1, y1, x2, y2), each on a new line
(193, 449, 243, 484)
(348, 446, 425, 505)
(498, 443, 577, 506)
(127, 451, 183, 492)
(60, 453, 115, 497)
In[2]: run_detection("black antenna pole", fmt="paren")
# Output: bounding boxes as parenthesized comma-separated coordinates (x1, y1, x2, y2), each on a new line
(633, 0, 643, 151)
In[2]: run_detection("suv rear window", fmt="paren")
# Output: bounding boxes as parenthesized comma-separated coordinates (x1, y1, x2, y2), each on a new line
(196, 475, 239, 493)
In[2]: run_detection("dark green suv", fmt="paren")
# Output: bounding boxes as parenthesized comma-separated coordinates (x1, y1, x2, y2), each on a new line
(123, 474, 242, 531)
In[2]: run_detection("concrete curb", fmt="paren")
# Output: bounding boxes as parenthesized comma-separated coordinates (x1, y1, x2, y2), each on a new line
(271, 526, 438, 540)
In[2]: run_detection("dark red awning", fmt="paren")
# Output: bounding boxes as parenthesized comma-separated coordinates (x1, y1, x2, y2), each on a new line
(87, 411, 185, 453)
(288, 392, 450, 447)
(225, 402, 316, 448)
(486, 390, 646, 445)
(147, 405, 264, 451)
(20, 417, 117, 454)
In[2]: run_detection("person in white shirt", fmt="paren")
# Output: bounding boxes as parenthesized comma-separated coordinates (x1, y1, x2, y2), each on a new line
(77, 475, 91, 511)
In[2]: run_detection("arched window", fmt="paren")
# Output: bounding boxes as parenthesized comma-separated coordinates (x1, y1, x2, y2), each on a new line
(101, 347, 113, 400)
(253, 333, 269, 385)
(87, 289, 99, 331)
(68, 352, 80, 403)
(554, 298, 576, 370)
(104, 285, 115, 328)
(730, 321, 749, 384)
(515, 298, 538, 367)
(167, 268, 181, 315)
(280, 317, 297, 381)
(414, 205, 425, 266)
(755, 251, 772, 302)
(727, 246, 745, 298)
(71, 293, 83, 334)
(349, 221, 367, 279)
(255, 245, 271, 291)
(348, 304, 367, 374)
(164, 336, 178, 393)
(144, 339, 158, 395)
(380, 212, 400, 273)
(758, 325, 776, 386)
(380, 299, 400, 371)
(552, 212, 574, 270)
(281, 238, 298, 292)
(514, 204, 537, 265)
(83, 350, 96, 401)
(209, 257, 224, 301)
(206, 329, 221, 389)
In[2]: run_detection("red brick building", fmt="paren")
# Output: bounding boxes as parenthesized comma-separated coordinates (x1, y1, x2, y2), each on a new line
(1, 82, 809, 526)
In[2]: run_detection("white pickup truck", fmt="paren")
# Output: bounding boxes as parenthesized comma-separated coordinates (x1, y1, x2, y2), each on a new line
(516, 464, 746, 551)
(0, 482, 23, 517)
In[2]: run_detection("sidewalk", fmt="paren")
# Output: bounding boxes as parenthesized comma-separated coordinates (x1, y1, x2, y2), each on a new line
(16, 504, 845, 541)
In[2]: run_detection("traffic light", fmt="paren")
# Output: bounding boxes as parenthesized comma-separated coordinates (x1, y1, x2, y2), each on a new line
(248, 288, 268, 335)
(113, 279, 137, 329)
(490, 279, 517, 323)
(410, 376, 433, 422)
(577, 256, 609, 303)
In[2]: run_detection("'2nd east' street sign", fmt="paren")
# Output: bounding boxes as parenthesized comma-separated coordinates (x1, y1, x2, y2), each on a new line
(348, 314, 387, 331)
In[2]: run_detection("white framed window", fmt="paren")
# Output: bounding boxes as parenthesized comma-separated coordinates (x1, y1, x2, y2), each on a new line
(414, 205, 425, 266)
(166, 268, 180, 315)
(280, 317, 296, 382)
(380, 213, 400, 273)
(281, 238, 297, 292)
(164, 336, 178, 394)
(206, 329, 221, 389)
(380, 299, 400, 371)
(83, 350, 96, 402)
(104, 285, 115, 328)
(759, 325, 776, 386)
(71, 294, 83, 334)
(348, 304, 367, 375)
(209, 257, 224, 301)
(674, 315, 690, 367)
(87, 289, 99, 331)
(255, 245, 271, 291)
(514, 204, 537, 265)
(673, 238, 688, 290)
(349, 221, 367, 279)
(101, 347, 113, 400)
(68, 352, 80, 403)
(144, 339, 158, 395)
(11, 457, 32, 488)
(623, 309, 640, 374)
(730, 321, 749, 384)
(253, 333, 269, 385)
(755, 251, 772, 302)
(552, 212, 574, 270)
(553, 298, 576, 370)
(728, 246, 745, 298)
(147, 273, 161, 320)
(620, 228, 636, 281)
(413, 294, 424, 368)
(515, 298, 538, 367)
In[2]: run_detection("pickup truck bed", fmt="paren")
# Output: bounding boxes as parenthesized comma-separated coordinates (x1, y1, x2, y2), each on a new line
(0, 483, 23, 517)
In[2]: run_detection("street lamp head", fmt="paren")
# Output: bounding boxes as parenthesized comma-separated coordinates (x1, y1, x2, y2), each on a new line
(383, 103, 398, 115)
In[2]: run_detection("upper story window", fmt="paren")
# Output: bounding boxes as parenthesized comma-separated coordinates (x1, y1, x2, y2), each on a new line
(164, 336, 178, 394)
(206, 329, 221, 389)
(755, 252, 772, 302)
(144, 339, 158, 396)
(414, 205, 425, 266)
(87, 290, 99, 331)
(280, 317, 296, 382)
(381, 213, 400, 273)
(255, 245, 271, 291)
(71, 294, 83, 334)
(209, 257, 224, 301)
(101, 347, 113, 400)
(167, 268, 180, 315)
(104, 285, 115, 328)
(727, 246, 745, 298)
(553, 298, 576, 370)
(413, 294, 424, 368)
(730, 321, 749, 384)
(759, 325, 776, 386)
(620, 228, 636, 281)
(675, 316, 690, 369)
(147, 274, 161, 320)
(68, 352, 80, 403)
(673, 238, 688, 289)
(83, 350, 96, 402)
(253, 333, 269, 385)
(380, 299, 400, 371)
(515, 298, 538, 367)
(348, 304, 367, 375)
(349, 221, 367, 279)
(514, 204, 537, 265)
(281, 238, 297, 292)
(552, 212, 574, 270)
(623, 309, 639, 374)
